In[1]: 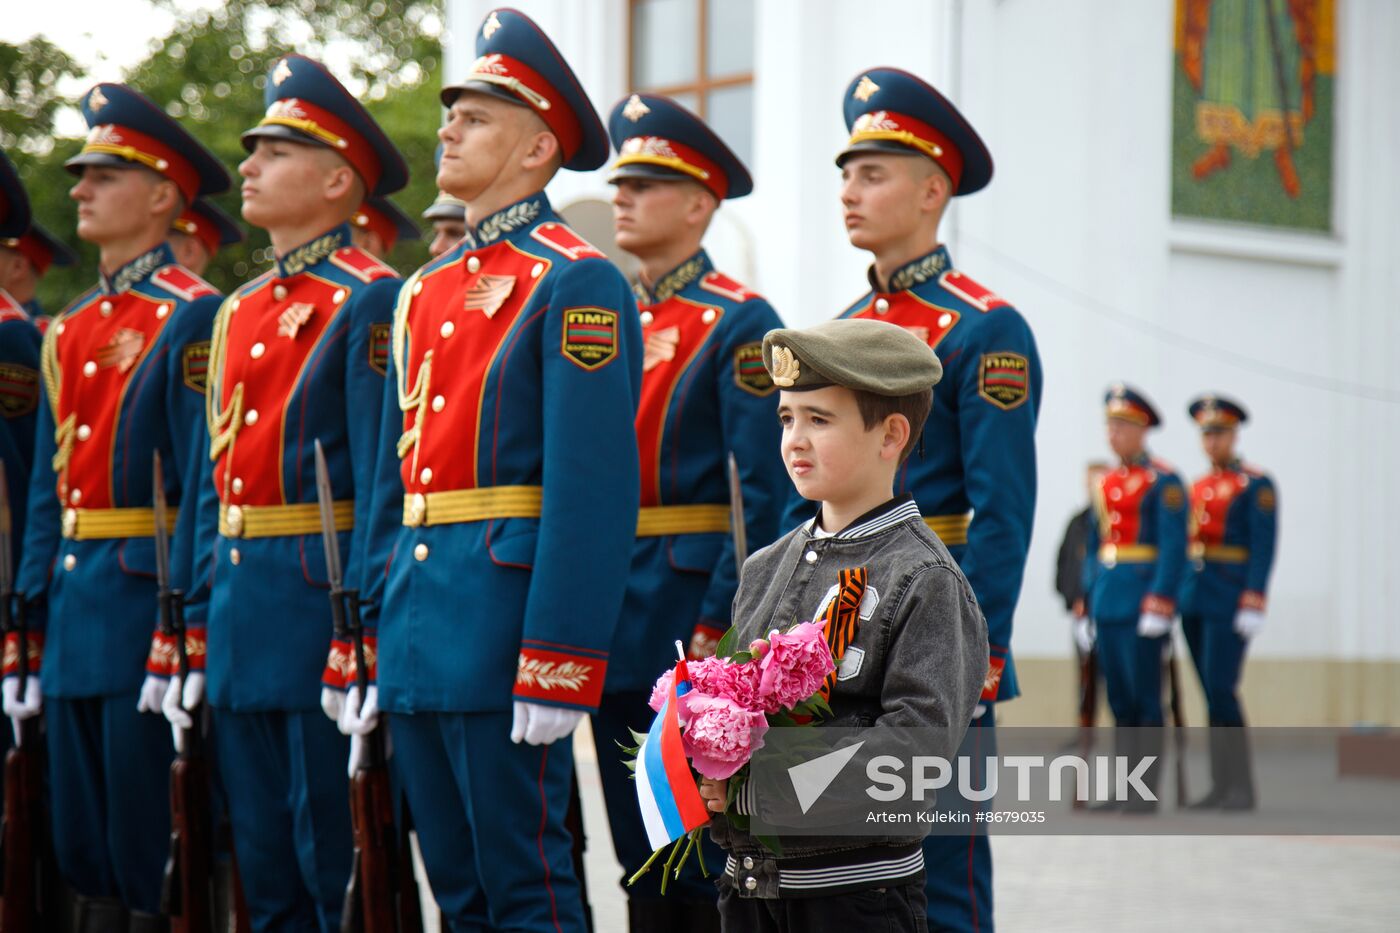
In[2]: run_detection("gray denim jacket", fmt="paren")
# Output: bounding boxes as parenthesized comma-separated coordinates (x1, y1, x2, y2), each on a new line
(710, 495, 989, 864)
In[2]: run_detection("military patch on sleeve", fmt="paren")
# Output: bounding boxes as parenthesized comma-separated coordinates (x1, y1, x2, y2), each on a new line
(561, 308, 618, 370)
(0, 364, 39, 418)
(977, 352, 1030, 410)
(733, 342, 774, 396)
(1256, 486, 1276, 513)
(367, 322, 391, 376)
(1163, 483, 1185, 512)
(182, 341, 211, 394)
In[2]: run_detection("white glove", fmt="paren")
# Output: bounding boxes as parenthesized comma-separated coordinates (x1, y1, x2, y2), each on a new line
(1073, 617, 1096, 654)
(338, 684, 379, 737)
(321, 686, 345, 723)
(1137, 612, 1173, 638)
(972, 704, 987, 720)
(347, 724, 393, 778)
(137, 674, 169, 714)
(1234, 608, 1266, 639)
(3, 676, 42, 744)
(509, 701, 585, 746)
(162, 672, 205, 732)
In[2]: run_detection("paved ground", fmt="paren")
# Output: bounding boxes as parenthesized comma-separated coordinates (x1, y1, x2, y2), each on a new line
(409, 721, 1400, 932)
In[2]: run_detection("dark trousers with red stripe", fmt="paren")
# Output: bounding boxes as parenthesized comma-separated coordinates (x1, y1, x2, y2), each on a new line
(390, 710, 583, 933)
(922, 709, 995, 933)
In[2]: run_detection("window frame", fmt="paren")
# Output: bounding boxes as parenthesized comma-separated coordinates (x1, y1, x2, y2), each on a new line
(626, 0, 754, 117)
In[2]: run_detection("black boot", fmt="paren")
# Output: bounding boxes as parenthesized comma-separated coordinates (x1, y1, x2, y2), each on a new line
(1188, 721, 1227, 809)
(75, 895, 128, 933)
(1218, 725, 1257, 811)
(129, 910, 170, 933)
(1122, 728, 1164, 814)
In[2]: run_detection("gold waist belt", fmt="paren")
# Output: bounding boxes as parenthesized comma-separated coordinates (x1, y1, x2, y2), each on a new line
(924, 512, 972, 546)
(220, 501, 353, 539)
(1099, 544, 1159, 566)
(1189, 543, 1249, 563)
(62, 507, 177, 541)
(636, 504, 730, 537)
(403, 486, 543, 528)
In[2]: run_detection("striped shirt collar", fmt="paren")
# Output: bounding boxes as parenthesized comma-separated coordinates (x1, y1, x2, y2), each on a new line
(809, 493, 920, 540)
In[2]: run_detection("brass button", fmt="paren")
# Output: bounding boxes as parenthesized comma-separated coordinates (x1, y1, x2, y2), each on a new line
(63, 554, 77, 571)
(639, 311, 654, 326)
(702, 308, 717, 324)
(232, 477, 244, 495)
(273, 284, 288, 301)
(440, 321, 455, 339)
(156, 303, 170, 319)
(83, 361, 97, 377)
(938, 312, 953, 327)
(874, 298, 890, 314)
(467, 256, 481, 273)
(431, 395, 446, 412)
(530, 262, 544, 279)
(227, 505, 244, 537)
(333, 289, 347, 304)
(407, 493, 427, 526)
(230, 547, 241, 565)
(77, 424, 92, 441)
(743, 876, 757, 892)
(251, 342, 266, 359)
(742, 857, 754, 870)
(100, 300, 113, 316)
(420, 467, 433, 485)
(413, 281, 424, 296)
(244, 409, 259, 426)
(414, 543, 429, 561)
(69, 488, 82, 505)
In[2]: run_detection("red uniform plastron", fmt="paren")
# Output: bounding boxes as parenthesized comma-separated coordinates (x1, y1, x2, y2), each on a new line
(851, 291, 960, 350)
(514, 643, 608, 709)
(214, 274, 346, 506)
(1097, 464, 1155, 548)
(465, 54, 583, 161)
(1189, 469, 1249, 547)
(55, 293, 173, 507)
(635, 296, 723, 507)
(401, 242, 547, 492)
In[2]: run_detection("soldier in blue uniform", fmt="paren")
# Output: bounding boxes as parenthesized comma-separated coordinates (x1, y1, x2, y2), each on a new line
(600, 92, 788, 930)
(170, 197, 244, 277)
(0, 152, 45, 571)
(351, 194, 422, 260)
(159, 54, 407, 932)
(1179, 394, 1275, 810)
(803, 67, 1042, 932)
(351, 9, 641, 931)
(4, 82, 229, 930)
(0, 171, 80, 326)
(1078, 385, 1188, 813)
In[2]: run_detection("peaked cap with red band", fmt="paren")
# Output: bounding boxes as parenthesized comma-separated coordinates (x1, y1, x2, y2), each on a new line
(1188, 394, 1249, 432)
(606, 93, 752, 201)
(837, 67, 993, 197)
(242, 54, 408, 197)
(353, 196, 421, 253)
(65, 83, 230, 203)
(172, 198, 244, 259)
(1104, 383, 1162, 428)
(440, 7, 608, 172)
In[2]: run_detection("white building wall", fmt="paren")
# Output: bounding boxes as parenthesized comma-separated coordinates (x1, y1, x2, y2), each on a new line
(443, 0, 1400, 671)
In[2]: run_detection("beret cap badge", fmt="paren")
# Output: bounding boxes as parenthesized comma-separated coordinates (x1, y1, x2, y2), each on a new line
(769, 345, 800, 387)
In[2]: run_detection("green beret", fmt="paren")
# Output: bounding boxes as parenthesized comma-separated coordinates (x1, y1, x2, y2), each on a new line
(762, 319, 942, 396)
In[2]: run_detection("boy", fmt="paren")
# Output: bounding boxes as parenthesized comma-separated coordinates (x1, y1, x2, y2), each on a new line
(701, 318, 988, 931)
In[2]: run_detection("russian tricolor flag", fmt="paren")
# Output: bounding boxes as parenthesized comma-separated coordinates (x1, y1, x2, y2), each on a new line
(635, 659, 711, 850)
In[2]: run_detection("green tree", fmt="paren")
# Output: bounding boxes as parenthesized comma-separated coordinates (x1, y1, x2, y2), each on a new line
(19, 0, 444, 312)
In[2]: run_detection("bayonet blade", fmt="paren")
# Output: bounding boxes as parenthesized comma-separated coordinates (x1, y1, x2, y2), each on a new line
(313, 439, 343, 591)
(152, 450, 171, 590)
(727, 451, 748, 575)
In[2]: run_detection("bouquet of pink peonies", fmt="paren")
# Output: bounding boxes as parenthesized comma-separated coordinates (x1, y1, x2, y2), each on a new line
(624, 622, 836, 889)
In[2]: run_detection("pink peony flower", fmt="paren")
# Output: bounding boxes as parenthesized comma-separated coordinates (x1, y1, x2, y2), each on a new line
(680, 694, 769, 779)
(756, 621, 835, 713)
(647, 667, 676, 713)
(689, 656, 763, 711)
